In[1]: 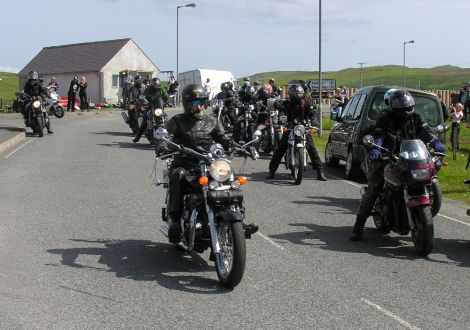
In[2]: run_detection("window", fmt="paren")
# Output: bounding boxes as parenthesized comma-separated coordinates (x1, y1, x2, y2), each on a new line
(351, 94, 367, 120)
(342, 94, 361, 121)
(112, 75, 121, 87)
(368, 92, 386, 120)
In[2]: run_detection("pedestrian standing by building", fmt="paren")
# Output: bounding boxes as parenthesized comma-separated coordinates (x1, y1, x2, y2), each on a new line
(67, 76, 79, 112)
(168, 75, 179, 107)
(450, 103, 463, 151)
(203, 78, 212, 99)
(47, 77, 59, 92)
(78, 76, 89, 112)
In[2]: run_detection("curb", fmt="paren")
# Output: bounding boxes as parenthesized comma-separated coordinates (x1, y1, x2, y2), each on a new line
(0, 129, 26, 155)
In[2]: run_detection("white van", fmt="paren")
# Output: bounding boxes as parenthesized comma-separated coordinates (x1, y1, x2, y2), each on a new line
(177, 69, 237, 100)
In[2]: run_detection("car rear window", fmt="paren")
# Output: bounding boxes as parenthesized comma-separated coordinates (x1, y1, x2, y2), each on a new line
(367, 92, 441, 126)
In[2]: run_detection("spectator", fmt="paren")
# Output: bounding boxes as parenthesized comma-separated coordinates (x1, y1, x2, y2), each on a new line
(269, 78, 278, 96)
(340, 85, 348, 106)
(253, 80, 260, 92)
(78, 76, 89, 112)
(332, 87, 345, 117)
(120, 69, 133, 107)
(168, 75, 179, 107)
(143, 74, 150, 86)
(47, 77, 59, 92)
(203, 78, 212, 99)
(450, 103, 464, 151)
(465, 86, 470, 122)
(67, 76, 79, 112)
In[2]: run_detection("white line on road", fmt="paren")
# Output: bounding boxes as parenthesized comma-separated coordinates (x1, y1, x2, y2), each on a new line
(4, 138, 37, 159)
(257, 232, 285, 250)
(438, 213, 470, 227)
(361, 298, 421, 330)
(328, 173, 364, 188)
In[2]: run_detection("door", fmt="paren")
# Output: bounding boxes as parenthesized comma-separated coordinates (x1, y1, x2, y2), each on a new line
(335, 94, 363, 158)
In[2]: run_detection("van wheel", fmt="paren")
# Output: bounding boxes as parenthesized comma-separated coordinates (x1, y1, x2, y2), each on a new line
(345, 149, 360, 180)
(325, 141, 339, 167)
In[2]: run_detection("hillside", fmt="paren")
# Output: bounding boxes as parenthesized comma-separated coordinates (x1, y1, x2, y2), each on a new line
(0, 72, 18, 107)
(245, 65, 470, 90)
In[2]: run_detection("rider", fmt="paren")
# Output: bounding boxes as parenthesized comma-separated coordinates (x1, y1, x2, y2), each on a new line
(23, 71, 53, 133)
(127, 75, 146, 131)
(234, 82, 256, 142)
(133, 77, 168, 143)
(155, 83, 258, 243)
(350, 89, 445, 241)
(266, 84, 327, 181)
(214, 81, 239, 129)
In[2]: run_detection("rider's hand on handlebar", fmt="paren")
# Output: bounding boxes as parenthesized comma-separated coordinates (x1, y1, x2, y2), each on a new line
(432, 141, 445, 153)
(369, 149, 381, 160)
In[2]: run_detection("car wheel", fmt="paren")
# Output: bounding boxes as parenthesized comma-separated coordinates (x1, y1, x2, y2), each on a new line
(325, 141, 339, 167)
(345, 149, 360, 180)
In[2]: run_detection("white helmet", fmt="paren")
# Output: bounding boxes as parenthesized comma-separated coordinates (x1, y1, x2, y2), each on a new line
(384, 88, 398, 106)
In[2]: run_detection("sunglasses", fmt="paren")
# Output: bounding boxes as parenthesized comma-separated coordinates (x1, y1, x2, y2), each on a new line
(190, 99, 205, 107)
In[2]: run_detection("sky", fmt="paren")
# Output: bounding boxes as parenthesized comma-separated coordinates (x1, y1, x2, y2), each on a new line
(1, 0, 469, 78)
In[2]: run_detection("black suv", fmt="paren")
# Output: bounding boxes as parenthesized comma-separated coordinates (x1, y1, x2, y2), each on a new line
(325, 86, 444, 180)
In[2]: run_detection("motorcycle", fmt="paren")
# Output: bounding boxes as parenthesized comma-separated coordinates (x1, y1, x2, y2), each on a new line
(145, 104, 168, 145)
(283, 119, 317, 185)
(427, 124, 448, 217)
(363, 135, 442, 256)
(254, 99, 283, 154)
(121, 95, 147, 134)
(44, 90, 65, 118)
(155, 128, 261, 288)
(236, 103, 256, 143)
(210, 99, 234, 134)
(21, 92, 50, 137)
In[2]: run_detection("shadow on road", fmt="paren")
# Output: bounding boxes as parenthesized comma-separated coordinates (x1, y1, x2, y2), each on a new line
(291, 196, 359, 214)
(269, 222, 470, 266)
(47, 239, 231, 294)
(97, 142, 153, 149)
(90, 131, 134, 137)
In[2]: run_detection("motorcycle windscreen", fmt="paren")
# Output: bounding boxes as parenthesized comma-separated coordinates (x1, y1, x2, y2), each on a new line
(398, 139, 430, 166)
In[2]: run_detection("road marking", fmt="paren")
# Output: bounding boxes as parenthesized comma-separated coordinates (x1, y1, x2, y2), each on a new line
(4, 138, 37, 159)
(328, 173, 364, 188)
(361, 298, 421, 330)
(257, 232, 285, 250)
(438, 213, 470, 227)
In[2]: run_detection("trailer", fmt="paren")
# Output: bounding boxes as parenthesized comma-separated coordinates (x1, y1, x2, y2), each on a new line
(177, 69, 237, 100)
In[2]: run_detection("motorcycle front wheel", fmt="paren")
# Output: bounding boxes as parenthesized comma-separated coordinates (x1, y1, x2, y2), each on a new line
(410, 205, 434, 256)
(53, 105, 65, 118)
(36, 116, 44, 137)
(214, 220, 246, 288)
(429, 180, 442, 217)
(372, 196, 391, 234)
(291, 147, 305, 185)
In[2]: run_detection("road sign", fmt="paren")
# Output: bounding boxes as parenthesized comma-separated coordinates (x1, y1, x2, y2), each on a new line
(306, 79, 336, 91)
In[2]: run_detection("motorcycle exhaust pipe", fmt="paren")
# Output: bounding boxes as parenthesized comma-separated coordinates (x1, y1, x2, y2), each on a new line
(159, 222, 169, 237)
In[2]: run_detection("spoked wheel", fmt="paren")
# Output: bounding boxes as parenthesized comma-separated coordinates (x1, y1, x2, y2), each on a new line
(410, 205, 434, 256)
(214, 220, 246, 288)
(54, 105, 65, 118)
(291, 147, 305, 185)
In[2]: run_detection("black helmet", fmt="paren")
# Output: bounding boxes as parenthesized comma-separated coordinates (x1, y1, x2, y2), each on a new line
(257, 86, 270, 100)
(269, 78, 275, 84)
(220, 82, 229, 92)
(389, 89, 415, 118)
(243, 77, 250, 82)
(134, 75, 142, 86)
(288, 84, 304, 100)
(151, 77, 161, 87)
(227, 81, 234, 91)
(28, 71, 38, 81)
(182, 84, 208, 119)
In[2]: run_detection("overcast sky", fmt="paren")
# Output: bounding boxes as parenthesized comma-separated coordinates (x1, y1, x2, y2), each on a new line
(1, 0, 469, 78)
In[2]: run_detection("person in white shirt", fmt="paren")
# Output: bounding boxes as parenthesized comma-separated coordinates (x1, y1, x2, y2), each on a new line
(203, 78, 212, 100)
(450, 103, 464, 151)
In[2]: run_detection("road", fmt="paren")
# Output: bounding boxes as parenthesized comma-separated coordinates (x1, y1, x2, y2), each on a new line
(0, 111, 469, 329)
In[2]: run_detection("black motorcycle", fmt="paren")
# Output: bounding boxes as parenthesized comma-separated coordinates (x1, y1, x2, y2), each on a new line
(21, 92, 50, 137)
(210, 99, 234, 134)
(121, 95, 147, 134)
(156, 128, 260, 288)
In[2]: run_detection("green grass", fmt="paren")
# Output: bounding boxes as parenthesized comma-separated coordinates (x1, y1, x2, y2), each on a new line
(243, 65, 470, 91)
(0, 72, 18, 108)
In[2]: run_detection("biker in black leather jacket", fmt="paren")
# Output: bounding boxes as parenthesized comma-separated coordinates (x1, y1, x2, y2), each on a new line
(156, 84, 260, 242)
(266, 84, 326, 181)
(23, 71, 53, 133)
(214, 82, 239, 128)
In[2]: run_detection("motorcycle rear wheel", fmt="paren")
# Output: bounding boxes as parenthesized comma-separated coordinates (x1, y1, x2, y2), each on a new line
(54, 105, 65, 118)
(292, 147, 305, 185)
(215, 221, 246, 288)
(410, 205, 434, 256)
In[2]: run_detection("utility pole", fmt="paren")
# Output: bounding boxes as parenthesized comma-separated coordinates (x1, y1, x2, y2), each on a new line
(357, 62, 365, 88)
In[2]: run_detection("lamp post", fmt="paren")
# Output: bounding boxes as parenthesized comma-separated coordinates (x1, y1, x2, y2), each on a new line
(176, 3, 196, 80)
(318, 0, 322, 136)
(403, 39, 414, 87)
(358, 62, 365, 88)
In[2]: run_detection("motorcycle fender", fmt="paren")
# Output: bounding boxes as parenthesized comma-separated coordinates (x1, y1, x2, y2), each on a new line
(406, 196, 430, 208)
(296, 143, 304, 148)
(218, 209, 244, 222)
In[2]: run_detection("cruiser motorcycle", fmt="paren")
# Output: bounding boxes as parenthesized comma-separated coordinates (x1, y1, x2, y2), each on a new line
(21, 92, 51, 137)
(156, 128, 260, 288)
(363, 135, 445, 256)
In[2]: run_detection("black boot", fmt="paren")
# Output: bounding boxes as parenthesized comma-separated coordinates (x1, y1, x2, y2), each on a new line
(350, 216, 367, 241)
(168, 214, 182, 244)
(266, 171, 275, 179)
(317, 169, 327, 181)
(132, 136, 140, 143)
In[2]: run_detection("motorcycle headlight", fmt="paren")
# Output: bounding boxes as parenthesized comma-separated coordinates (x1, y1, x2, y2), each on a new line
(154, 108, 163, 117)
(33, 100, 41, 109)
(411, 168, 430, 180)
(293, 125, 306, 137)
(209, 159, 233, 182)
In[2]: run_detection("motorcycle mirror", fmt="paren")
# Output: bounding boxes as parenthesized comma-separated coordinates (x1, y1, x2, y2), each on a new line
(253, 130, 262, 140)
(363, 135, 375, 147)
(155, 127, 168, 140)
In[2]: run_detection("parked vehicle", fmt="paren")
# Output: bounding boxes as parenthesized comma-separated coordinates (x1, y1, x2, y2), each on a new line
(283, 119, 317, 185)
(44, 90, 65, 118)
(156, 128, 260, 288)
(363, 135, 439, 256)
(325, 86, 445, 180)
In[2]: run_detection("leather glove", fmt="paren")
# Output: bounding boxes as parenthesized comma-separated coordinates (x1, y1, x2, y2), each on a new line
(432, 141, 445, 153)
(369, 149, 381, 160)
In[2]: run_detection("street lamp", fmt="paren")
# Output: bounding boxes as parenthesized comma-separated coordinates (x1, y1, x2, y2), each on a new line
(176, 3, 196, 80)
(358, 62, 365, 88)
(403, 39, 415, 87)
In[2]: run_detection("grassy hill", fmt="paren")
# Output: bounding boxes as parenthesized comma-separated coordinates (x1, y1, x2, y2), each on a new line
(244, 65, 470, 91)
(0, 72, 18, 107)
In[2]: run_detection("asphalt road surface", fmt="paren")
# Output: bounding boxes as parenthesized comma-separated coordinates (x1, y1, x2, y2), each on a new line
(0, 111, 469, 329)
